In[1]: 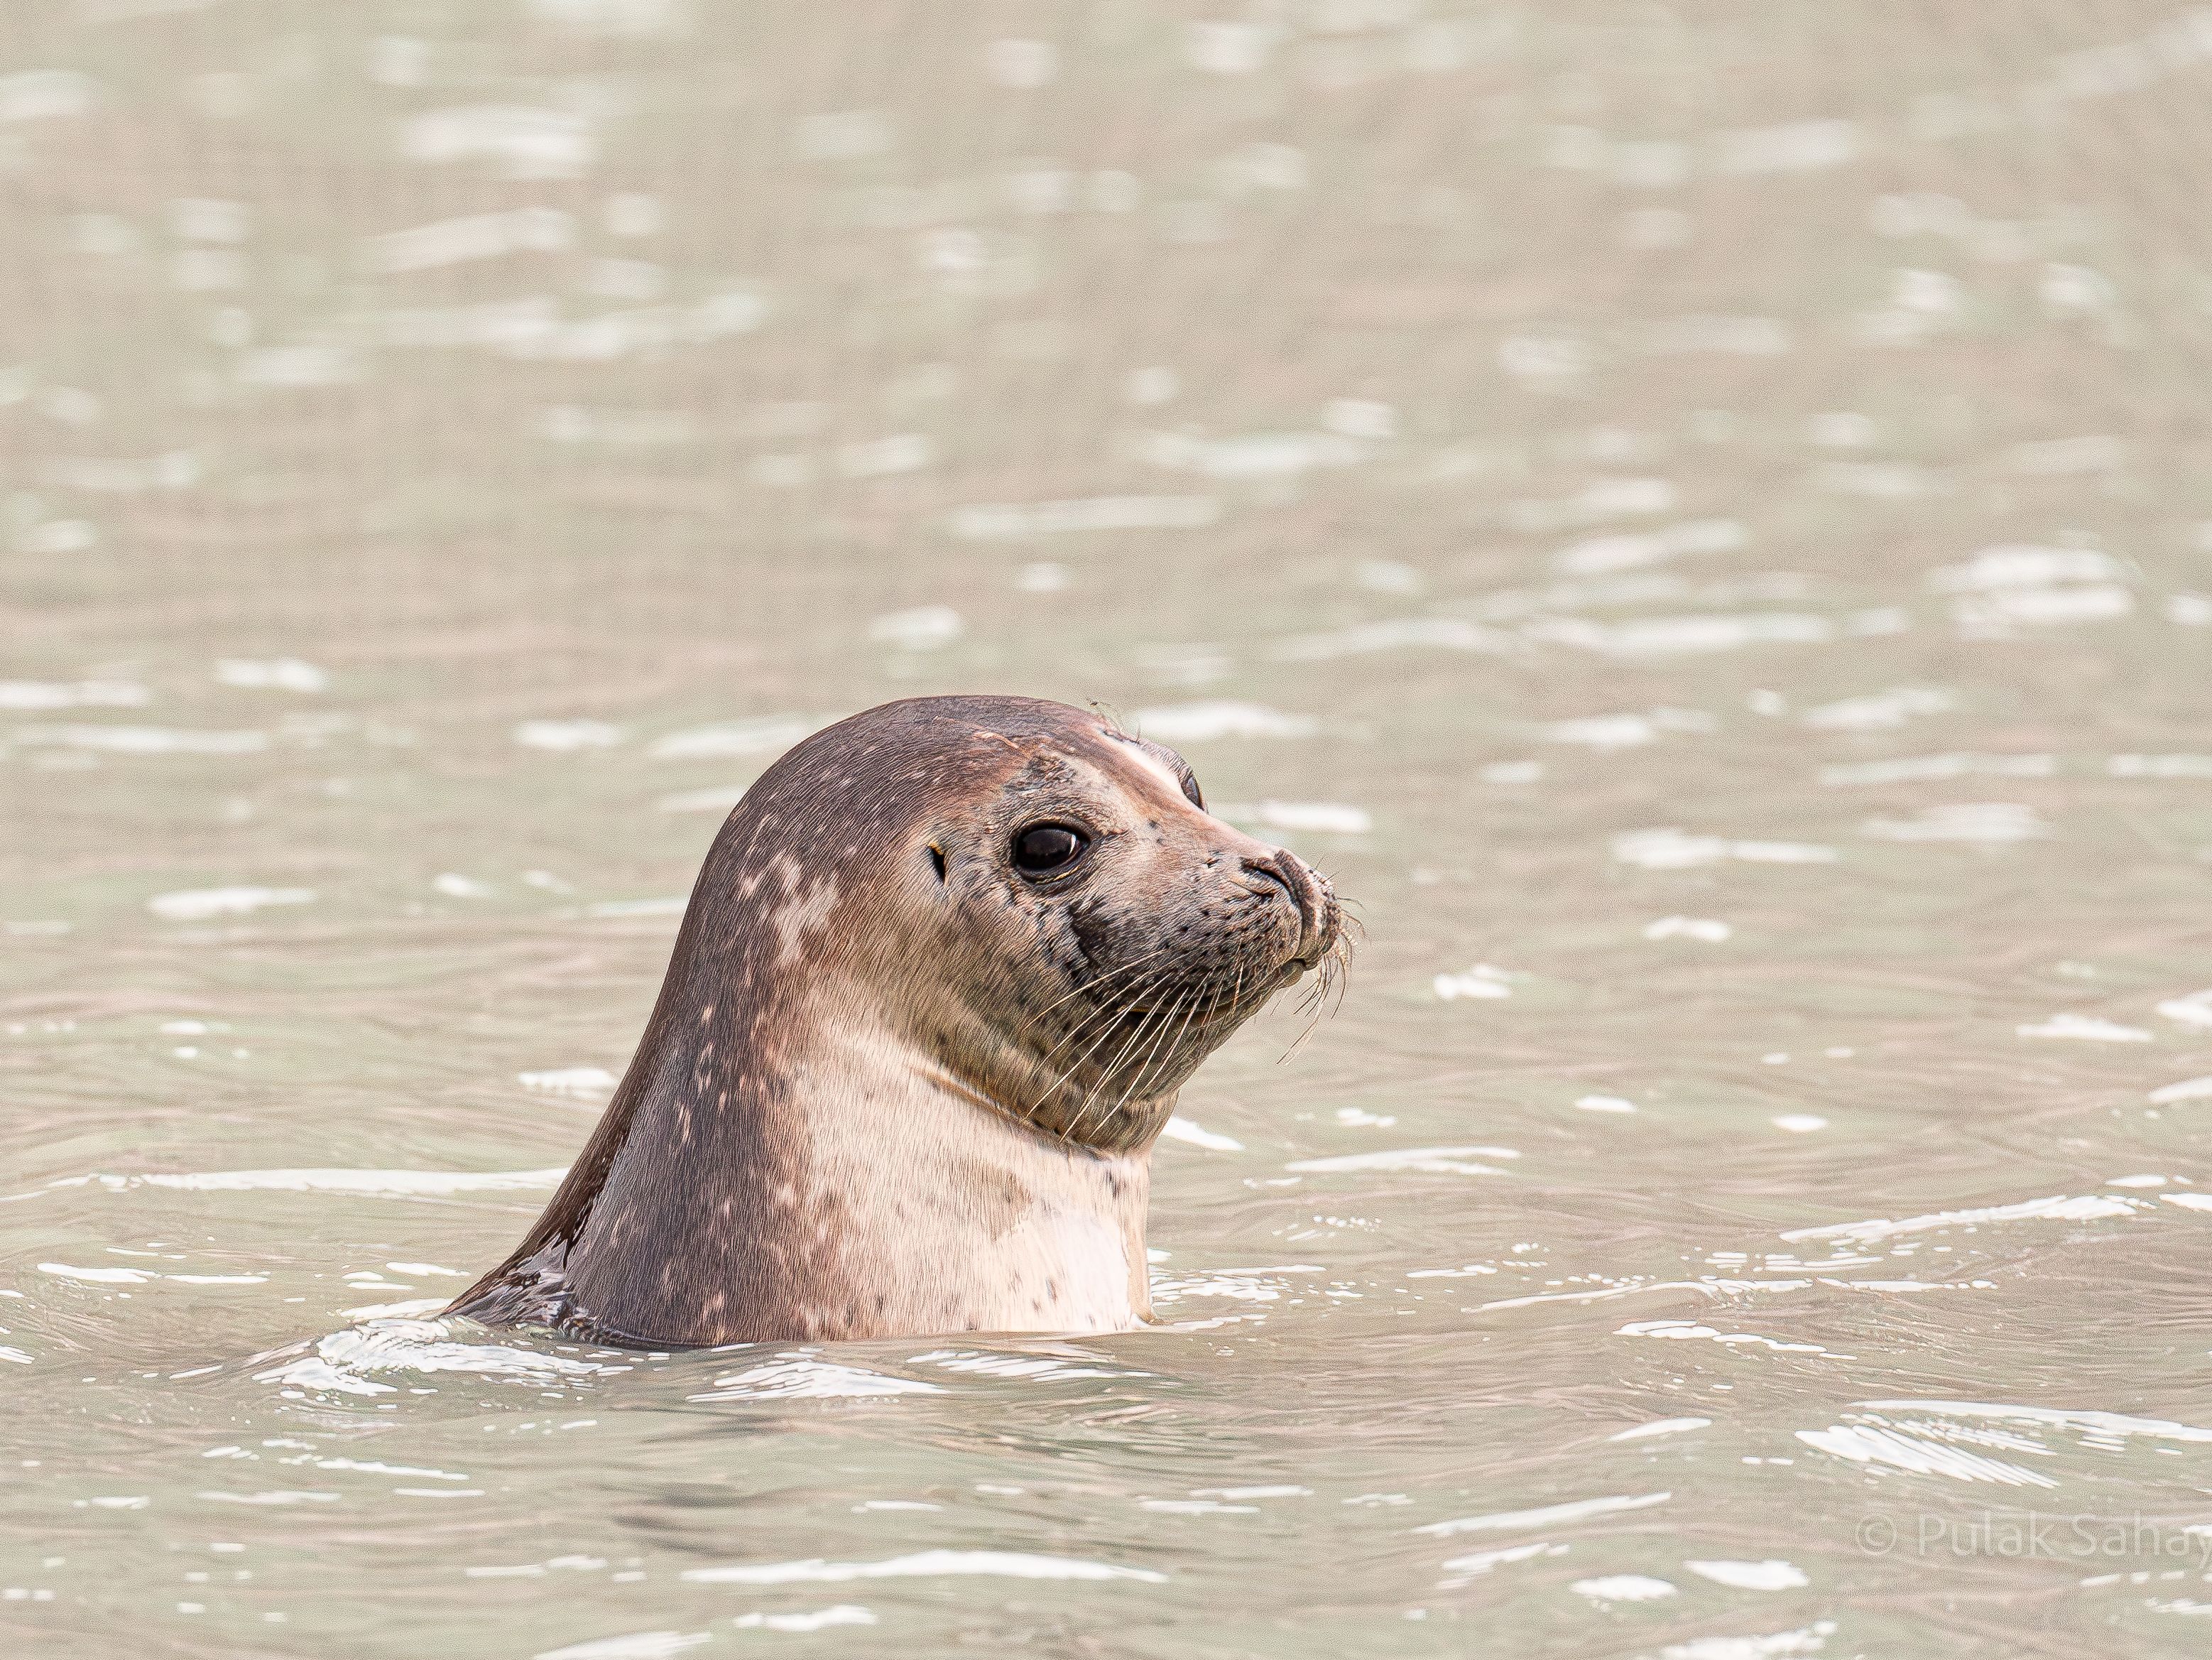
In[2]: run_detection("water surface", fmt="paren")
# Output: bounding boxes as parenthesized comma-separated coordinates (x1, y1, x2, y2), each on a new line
(7, 3, 2212, 1655)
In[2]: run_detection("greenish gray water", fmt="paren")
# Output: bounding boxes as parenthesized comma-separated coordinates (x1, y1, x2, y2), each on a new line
(7, 3, 2212, 1655)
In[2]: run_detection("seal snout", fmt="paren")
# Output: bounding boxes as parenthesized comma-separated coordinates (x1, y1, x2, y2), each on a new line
(1239, 849, 1341, 972)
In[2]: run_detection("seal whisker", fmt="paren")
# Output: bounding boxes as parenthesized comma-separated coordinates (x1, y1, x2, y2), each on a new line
(1082, 986, 1179, 1119)
(1016, 945, 1177, 1034)
(1219, 965, 1246, 1028)
(1280, 943, 1351, 1064)
(1025, 965, 1179, 1119)
(1025, 988, 1136, 1079)
(1292, 928, 1355, 1021)
(1028, 962, 1176, 1074)
(1017, 958, 1169, 1047)
(1029, 1015, 1159, 1134)
(1137, 983, 1213, 1113)
(1140, 987, 1199, 1095)
(1114, 987, 1194, 1123)
(1072, 986, 1186, 1142)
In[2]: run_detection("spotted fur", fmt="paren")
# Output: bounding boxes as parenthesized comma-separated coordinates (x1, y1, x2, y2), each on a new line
(448, 695, 1342, 1347)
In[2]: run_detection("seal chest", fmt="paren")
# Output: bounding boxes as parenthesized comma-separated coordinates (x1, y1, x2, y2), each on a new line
(998, 1207, 1137, 1330)
(795, 1050, 1153, 1336)
(447, 693, 1344, 1349)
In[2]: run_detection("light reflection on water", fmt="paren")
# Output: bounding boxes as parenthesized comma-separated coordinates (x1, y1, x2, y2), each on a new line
(7, 2, 2212, 1654)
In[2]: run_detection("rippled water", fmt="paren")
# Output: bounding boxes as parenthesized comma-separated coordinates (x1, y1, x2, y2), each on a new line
(9, 4, 2212, 1655)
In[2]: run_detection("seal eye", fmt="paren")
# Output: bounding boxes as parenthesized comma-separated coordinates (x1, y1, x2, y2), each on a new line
(1012, 823, 1089, 877)
(1180, 771, 1204, 810)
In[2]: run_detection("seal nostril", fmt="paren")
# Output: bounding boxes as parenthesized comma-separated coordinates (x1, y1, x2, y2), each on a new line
(1238, 855, 1297, 906)
(927, 845, 947, 882)
(1241, 852, 1329, 960)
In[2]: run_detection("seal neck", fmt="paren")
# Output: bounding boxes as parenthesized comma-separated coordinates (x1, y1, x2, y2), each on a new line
(454, 980, 1154, 1346)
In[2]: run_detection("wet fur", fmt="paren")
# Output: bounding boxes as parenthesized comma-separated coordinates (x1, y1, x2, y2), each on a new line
(449, 695, 1340, 1348)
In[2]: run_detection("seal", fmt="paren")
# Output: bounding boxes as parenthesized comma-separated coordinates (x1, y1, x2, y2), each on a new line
(448, 694, 1345, 1348)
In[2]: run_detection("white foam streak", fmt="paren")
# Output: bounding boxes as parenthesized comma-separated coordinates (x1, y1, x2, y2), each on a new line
(1617, 1319, 1831, 1355)
(681, 1550, 1165, 1585)
(1794, 1423, 2056, 1487)
(866, 607, 961, 651)
(731, 1607, 875, 1634)
(1687, 1558, 1811, 1591)
(1138, 428, 1366, 479)
(1710, 119, 1860, 173)
(367, 207, 574, 273)
(1161, 1117, 1243, 1151)
(1861, 1399, 2212, 1445)
(689, 1360, 942, 1401)
(1609, 1417, 1711, 1442)
(1133, 701, 1317, 741)
(1573, 1573, 1677, 1601)
(258, 1318, 623, 1399)
(1801, 687, 1954, 731)
(2148, 1076, 2212, 1105)
(1287, 1146, 1513, 1176)
(518, 1068, 618, 1098)
(657, 786, 747, 814)
(400, 106, 596, 177)
(23, 725, 266, 755)
(535, 1632, 710, 1660)
(1613, 830, 1836, 869)
(1437, 1539, 1564, 1576)
(515, 719, 623, 751)
(1528, 613, 1831, 656)
(2112, 754, 2212, 779)
(647, 716, 816, 760)
(2016, 1014, 2152, 1042)
(1822, 752, 2053, 786)
(147, 886, 314, 921)
(214, 658, 327, 693)
(0, 680, 148, 710)
(84, 1166, 566, 1197)
(40, 1262, 154, 1284)
(1415, 1490, 1670, 1537)
(1781, 1193, 2139, 1243)
(949, 496, 1221, 538)
(1645, 916, 1731, 942)
(1657, 1622, 1838, 1659)
(1233, 800, 1371, 834)
(1271, 617, 1515, 660)
(1433, 964, 1518, 999)
(1864, 803, 2051, 844)
(2157, 989, 2212, 1029)
(1929, 545, 2124, 592)
(0, 69, 99, 122)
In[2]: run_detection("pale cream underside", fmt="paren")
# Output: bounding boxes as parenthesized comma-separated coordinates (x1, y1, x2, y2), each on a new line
(790, 1016, 1154, 1339)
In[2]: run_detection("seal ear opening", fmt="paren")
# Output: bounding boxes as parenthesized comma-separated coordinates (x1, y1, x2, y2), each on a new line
(927, 843, 947, 883)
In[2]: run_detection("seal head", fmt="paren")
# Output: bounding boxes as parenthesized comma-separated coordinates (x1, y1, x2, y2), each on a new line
(450, 694, 1343, 1347)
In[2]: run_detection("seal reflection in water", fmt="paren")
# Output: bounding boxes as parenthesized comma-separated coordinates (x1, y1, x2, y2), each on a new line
(450, 695, 1345, 1348)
